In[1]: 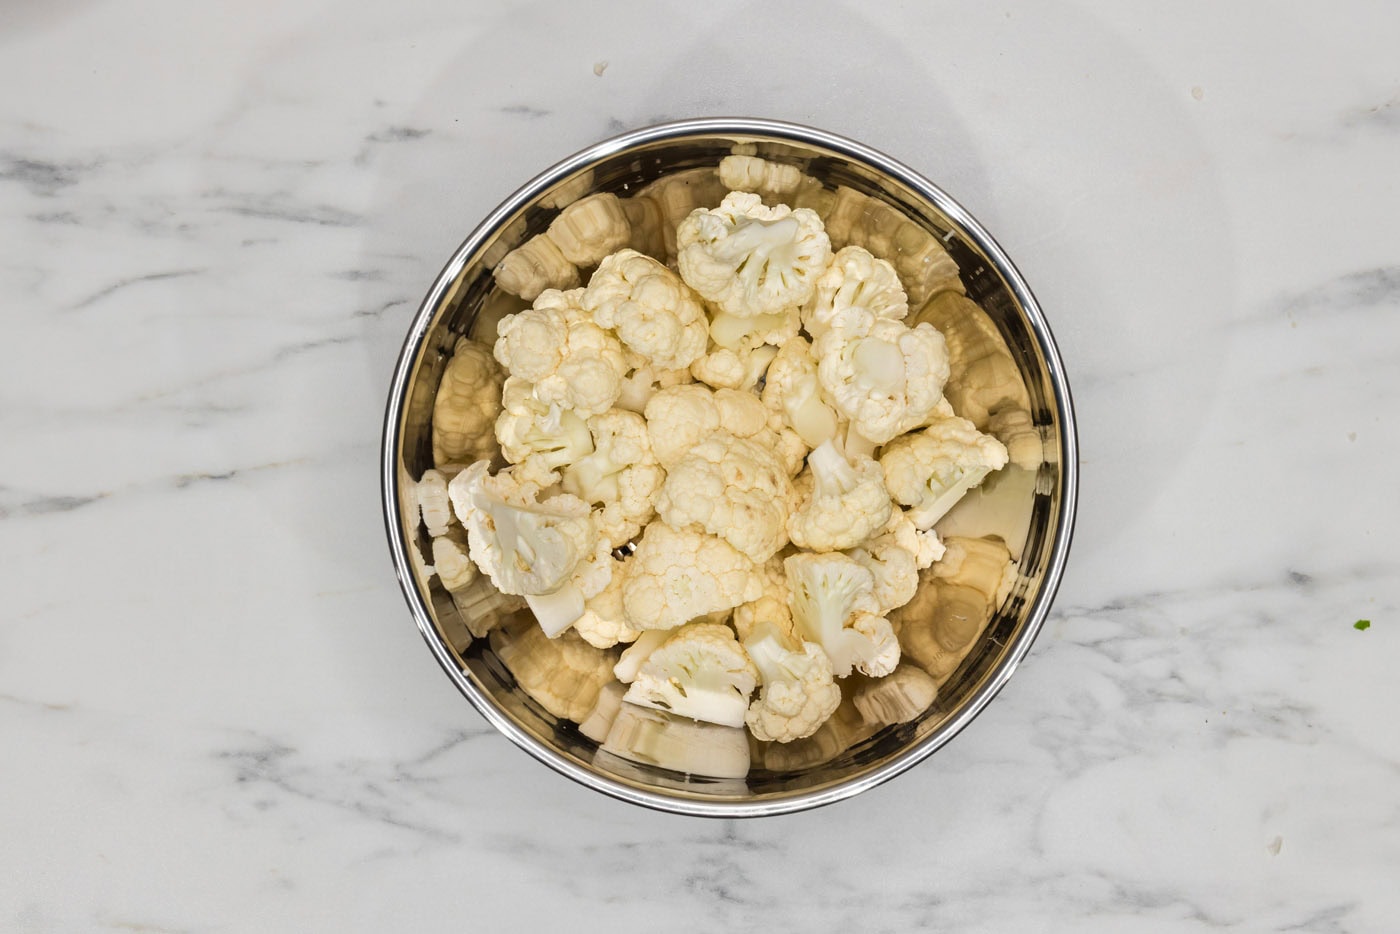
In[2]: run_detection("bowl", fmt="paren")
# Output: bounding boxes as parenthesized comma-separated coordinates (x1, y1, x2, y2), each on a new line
(382, 118, 1077, 816)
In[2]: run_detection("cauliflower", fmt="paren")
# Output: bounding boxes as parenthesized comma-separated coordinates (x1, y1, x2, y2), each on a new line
(822, 187, 962, 303)
(732, 555, 794, 643)
(655, 431, 796, 564)
(743, 620, 842, 743)
(545, 192, 631, 266)
(813, 305, 951, 445)
(718, 154, 804, 202)
(613, 628, 671, 683)
(934, 464, 1037, 561)
(913, 291, 1030, 429)
(490, 622, 615, 722)
(493, 288, 628, 418)
(645, 383, 803, 475)
(582, 249, 708, 370)
(879, 414, 1010, 530)
(786, 440, 893, 552)
(761, 336, 841, 449)
(690, 343, 778, 392)
(885, 507, 946, 569)
(621, 522, 762, 631)
(676, 191, 832, 318)
(689, 301, 799, 392)
(447, 461, 595, 598)
(615, 353, 694, 414)
(846, 533, 919, 616)
(492, 234, 580, 301)
(432, 338, 505, 467)
(785, 552, 900, 678)
(572, 555, 640, 649)
(560, 409, 665, 548)
(622, 622, 758, 728)
(494, 376, 595, 478)
(803, 245, 909, 338)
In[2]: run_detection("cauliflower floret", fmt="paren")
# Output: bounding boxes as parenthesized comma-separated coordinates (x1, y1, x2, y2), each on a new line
(787, 440, 893, 552)
(622, 523, 762, 631)
(803, 245, 909, 338)
(615, 352, 694, 414)
(689, 301, 798, 392)
(885, 507, 946, 569)
(743, 620, 842, 743)
(494, 376, 595, 475)
(432, 338, 505, 467)
(561, 409, 665, 548)
(430, 529, 477, 592)
(571, 555, 640, 649)
(718, 154, 804, 202)
(645, 383, 801, 472)
(785, 552, 900, 678)
(447, 461, 596, 599)
(621, 622, 759, 728)
(813, 305, 951, 445)
(879, 414, 1010, 530)
(690, 343, 778, 392)
(490, 623, 614, 723)
(545, 192, 631, 266)
(494, 288, 628, 418)
(761, 336, 842, 449)
(676, 191, 831, 318)
(846, 533, 919, 615)
(655, 431, 796, 564)
(582, 249, 708, 370)
(492, 234, 580, 301)
(731, 555, 794, 642)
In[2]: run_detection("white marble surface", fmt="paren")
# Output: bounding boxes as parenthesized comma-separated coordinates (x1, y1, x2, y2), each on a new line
(3, 0, 1397, 930)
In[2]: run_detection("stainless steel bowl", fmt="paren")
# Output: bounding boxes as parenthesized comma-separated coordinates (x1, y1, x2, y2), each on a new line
(382, 118, 1077, 816)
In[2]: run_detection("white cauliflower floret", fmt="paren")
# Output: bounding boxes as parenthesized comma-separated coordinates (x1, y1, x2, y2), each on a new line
(655, 431, 796, 564)
(561, 409, 665, 548)
(880, 414, 1010, 530)
(676, 191, 831, 318)
(718, 154, 804, 201)
(493, 288, 628, 418)
(846, 533, 919, 615)
(571, 555, 640, 649)
(689, 302, 795, 391)
(613, 628, 671, 683)
(492, 234, 580, 301)
(432, 338, 505, 467)
(622, 523, 762, 631)
(414, 468, 454, 537)
(731, 555, 794, 644)
(494, 376, 595, 476)
(635, 167, 729, 260)
(645, 383, 802, 473)
(582, 249, 708, 370)
(803, 245, 909, 338)
(490, 623, 614, 723)
(787, 440, 893, 552)
(689, 344, 778, 392)
(430, 529, 477, 592)
(885, 507, 946, 569)
(615, 353, 694, 414)
(447, 461, 595, 600)
(743, 620, 842, 743)
(813, 305, 951, 445)
(785, 552, 900, 678)
(623, 622, 759, 728)
(545, 192, 631, 266)
(761, 336, 841, 449)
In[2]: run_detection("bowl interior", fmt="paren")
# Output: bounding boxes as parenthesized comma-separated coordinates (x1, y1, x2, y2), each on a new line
(385, 122, 1075, 815)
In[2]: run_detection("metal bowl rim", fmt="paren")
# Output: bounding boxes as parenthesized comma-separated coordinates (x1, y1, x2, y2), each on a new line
(381, 116, 1079, 817)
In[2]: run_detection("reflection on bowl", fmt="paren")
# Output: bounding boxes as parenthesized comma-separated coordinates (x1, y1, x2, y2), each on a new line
(382, 118, 1076, 816)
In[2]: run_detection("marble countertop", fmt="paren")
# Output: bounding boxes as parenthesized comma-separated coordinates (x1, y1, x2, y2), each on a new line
(4, 1, 1397, 930)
